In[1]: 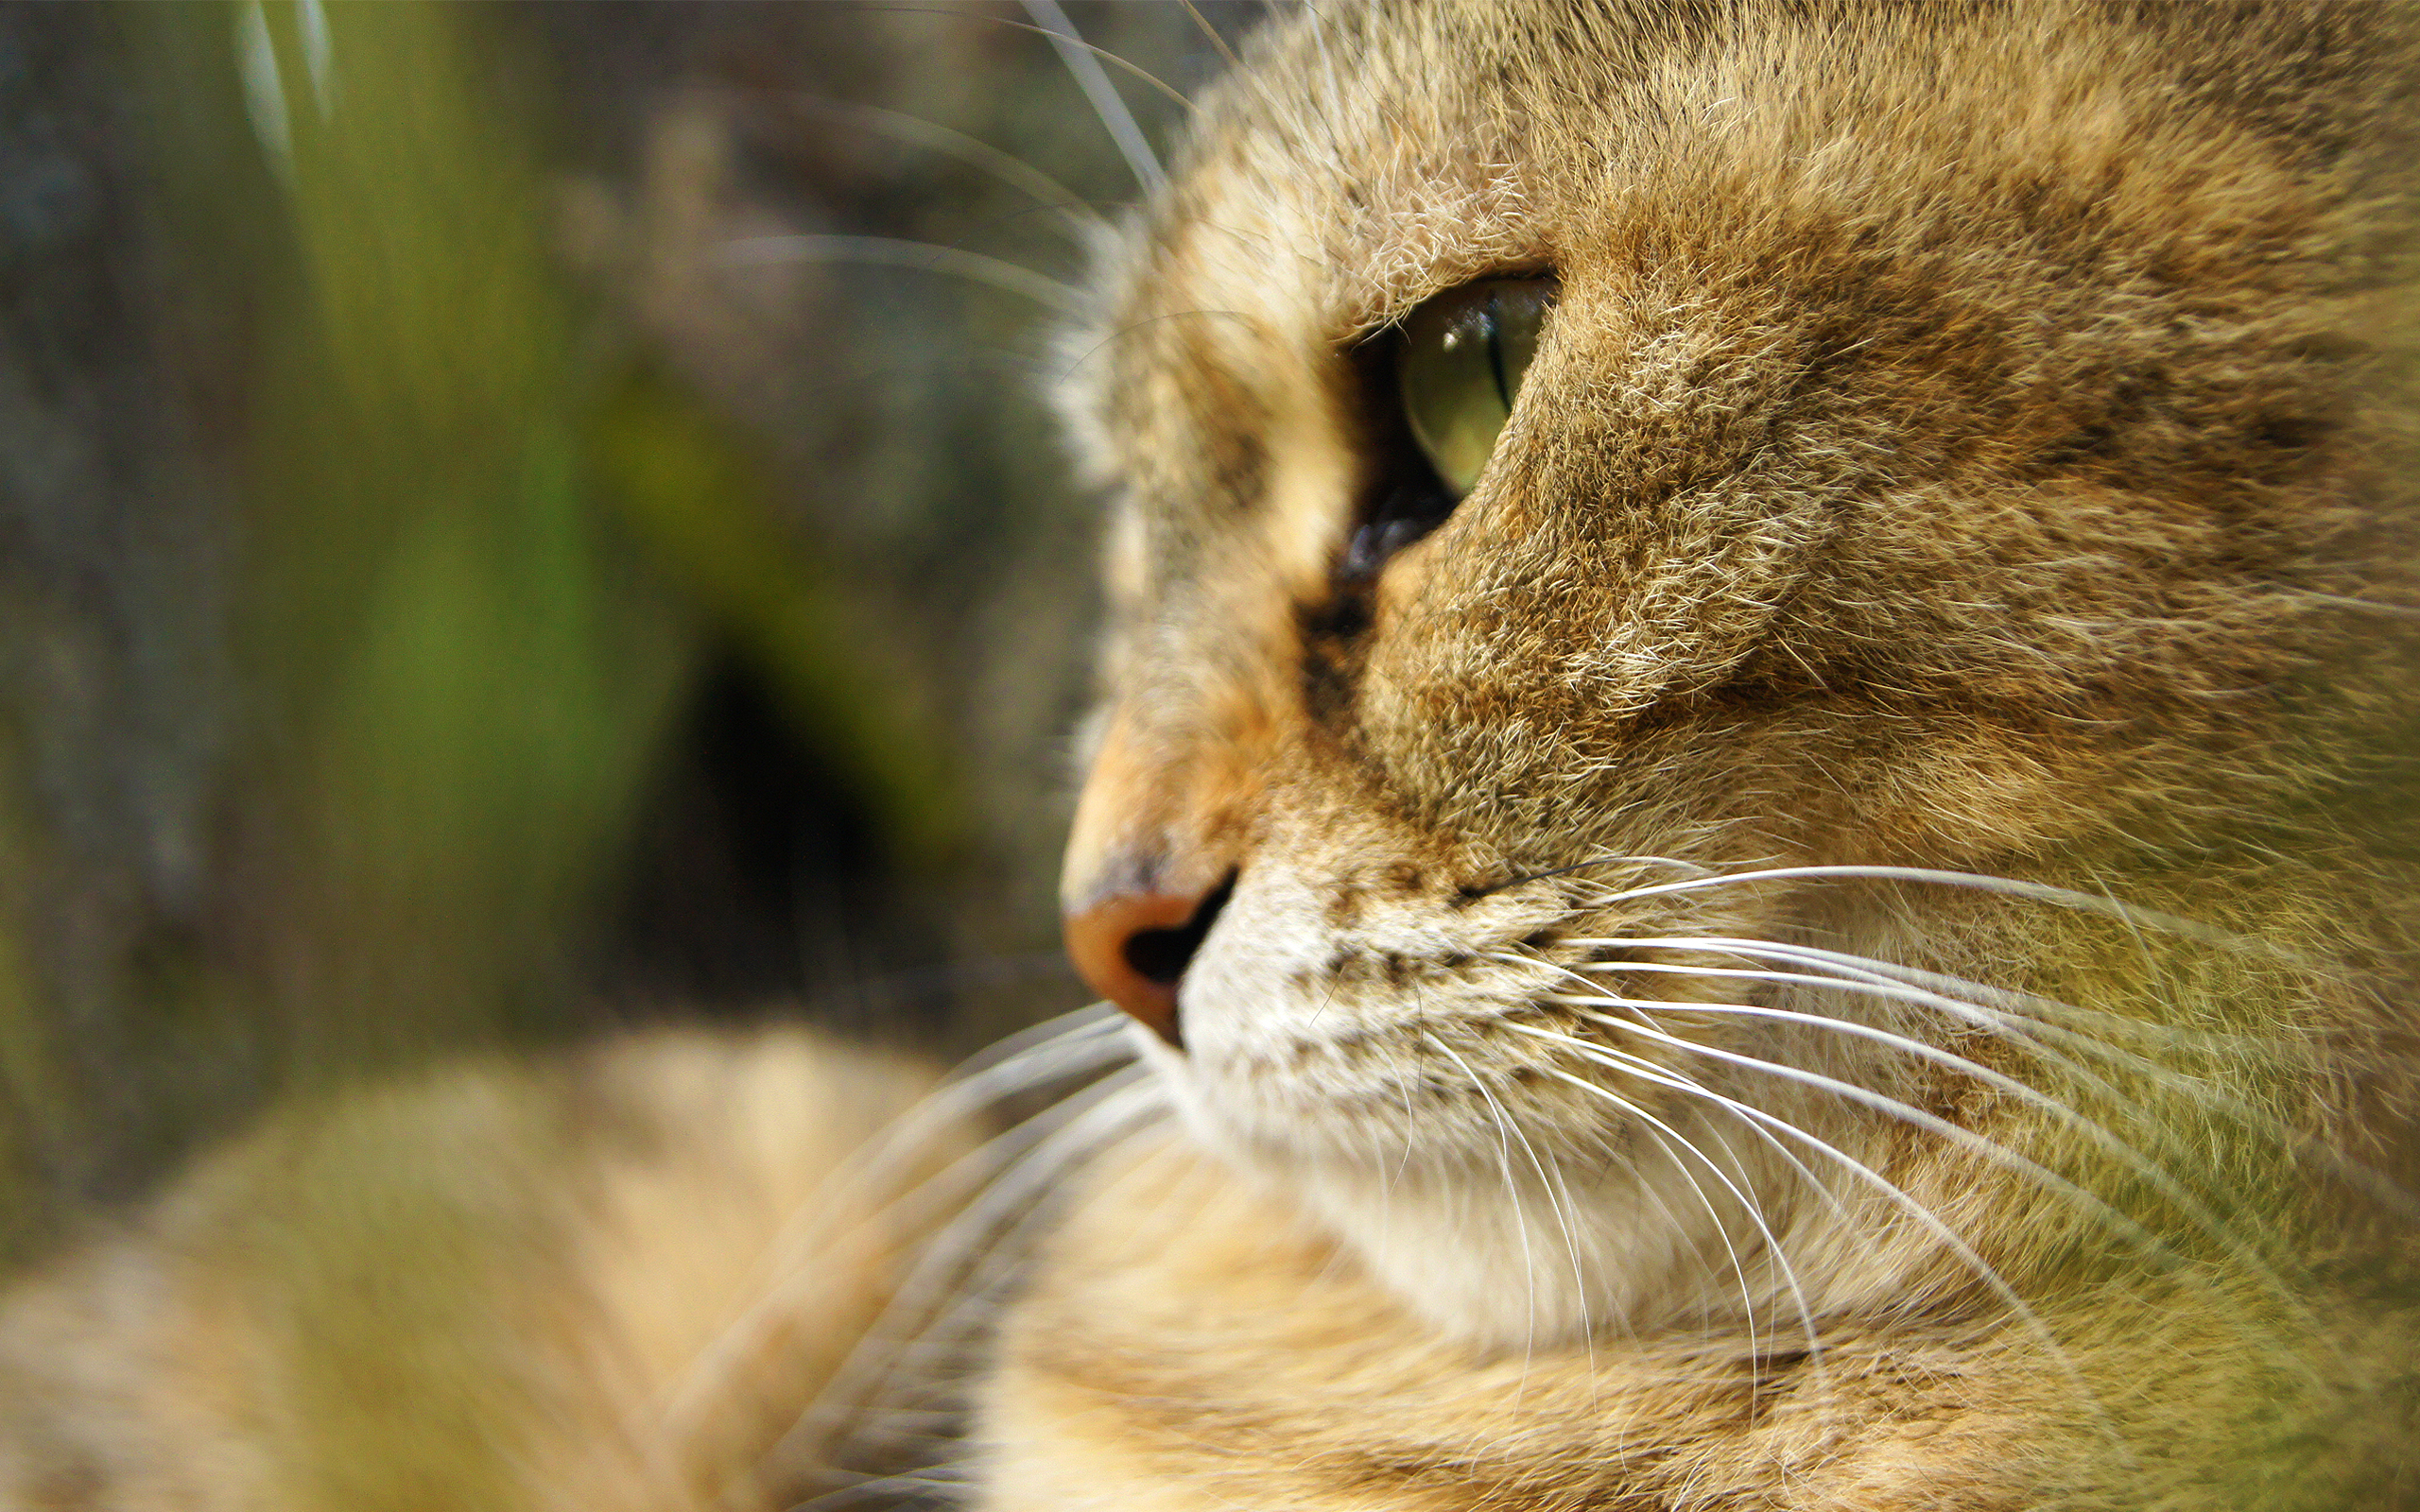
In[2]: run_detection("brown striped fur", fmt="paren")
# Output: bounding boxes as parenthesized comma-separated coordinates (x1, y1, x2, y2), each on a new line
(1015, 1, 2420, 1506)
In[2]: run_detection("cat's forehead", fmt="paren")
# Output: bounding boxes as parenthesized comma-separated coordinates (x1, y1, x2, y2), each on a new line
(1064, 3, 1564, 484)
(1062, 0, 2375, 605)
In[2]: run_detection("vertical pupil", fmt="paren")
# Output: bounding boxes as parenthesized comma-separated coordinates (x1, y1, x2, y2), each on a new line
(1368, 277, 1553, 580)
(1481, 290, 1511, 411)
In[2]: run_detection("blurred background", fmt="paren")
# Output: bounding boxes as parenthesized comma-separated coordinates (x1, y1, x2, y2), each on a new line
(0, 0, 1252, 1269)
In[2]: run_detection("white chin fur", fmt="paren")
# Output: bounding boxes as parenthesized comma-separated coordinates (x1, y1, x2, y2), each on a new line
(1139, 1029, 1789, 1349)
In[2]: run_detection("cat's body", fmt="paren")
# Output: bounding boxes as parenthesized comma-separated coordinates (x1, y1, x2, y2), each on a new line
(11, 1, 2420, 1508)
(0, 1031, 968, 1510)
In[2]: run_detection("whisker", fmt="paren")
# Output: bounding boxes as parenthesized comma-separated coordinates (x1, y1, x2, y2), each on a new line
(1564, 937, 2265, 1053)
(1525, 1035, 1823, 1368)
(1569, 952, 2256, 1140)
(732, 1061, 1137, 1456)
(2284, 588, 2420, 620)
(1529, 996, 2338, 1383)
(1478, 947, 1852, 1228)
(750, 90, 1110, 241)
(1423, 1031, 1544, 1365)
(661, 1010, 1129, 1435)
(846, 1066, 1161, 1337)
(1478, 852, 1718, 897)
(1478, 947, 1672, 1034)
(931, 1004, 1126, 1086)
(1637, 1121, 1765, 1364)
(781, 1072, 1168, 1480)
(1179, 0, 1241, 70)
(1539, 988, 2317, 1344)
(728, 1010, 1131, 1270)
(1523, 1051, 1830, 1381)
(1020, 0, 1173, 195)
(717, 233, 1089, 315)
(1530, 1005, 2177, 1269)
(1573, 936, 2420, 1222)
(1054, 306, 1264, 385)
(1556, 863, 2303, 962)
(1507, 1028, 2117, 1444)
(784, 1454, 982, 1512)
(1561, 950, 2251, 1146)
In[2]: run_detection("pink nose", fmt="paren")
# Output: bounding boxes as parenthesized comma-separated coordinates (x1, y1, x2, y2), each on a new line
(1063, 879, 1231, 1049)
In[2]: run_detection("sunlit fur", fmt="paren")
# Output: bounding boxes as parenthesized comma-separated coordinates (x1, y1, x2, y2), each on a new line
(1018, 1, 2420, 1506)
(0, 1030, 984, 1512)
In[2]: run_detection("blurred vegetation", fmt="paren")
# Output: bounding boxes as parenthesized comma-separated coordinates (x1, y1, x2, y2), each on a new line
(0, 1, 1248, 1268)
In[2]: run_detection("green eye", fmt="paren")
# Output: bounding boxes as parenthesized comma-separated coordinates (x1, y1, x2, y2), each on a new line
(1397, 278, 1552, 498)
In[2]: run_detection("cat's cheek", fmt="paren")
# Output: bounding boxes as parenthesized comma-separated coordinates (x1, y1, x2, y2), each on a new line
(1149, 868, 1381, 1161)
(1166, 869, 1332, 1076)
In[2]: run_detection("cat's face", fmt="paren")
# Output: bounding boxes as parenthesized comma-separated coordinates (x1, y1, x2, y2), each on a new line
(1057, 0, 2411, 1346)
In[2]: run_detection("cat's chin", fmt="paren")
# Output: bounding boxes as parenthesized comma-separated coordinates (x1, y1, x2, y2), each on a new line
(1290, 1160, 1649, 1347)
(1138, 1030, 1783, 1349)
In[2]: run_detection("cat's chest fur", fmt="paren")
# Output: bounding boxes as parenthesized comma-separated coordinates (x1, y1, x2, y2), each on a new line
(975, 1141, 2068, 1512)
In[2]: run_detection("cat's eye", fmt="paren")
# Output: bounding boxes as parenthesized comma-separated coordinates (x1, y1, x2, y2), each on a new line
(1340, 276, 1555, 582)
(1397, 278, 1552, 499)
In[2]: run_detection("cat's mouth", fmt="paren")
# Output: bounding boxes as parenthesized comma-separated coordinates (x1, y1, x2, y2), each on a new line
(1160, 886, 1740, 1167)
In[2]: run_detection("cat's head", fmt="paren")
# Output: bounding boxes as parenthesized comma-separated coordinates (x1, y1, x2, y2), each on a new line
(1055, 0, 2420, 1346)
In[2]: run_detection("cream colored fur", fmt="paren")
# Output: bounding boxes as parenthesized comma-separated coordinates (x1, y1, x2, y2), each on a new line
(0, 1031, 965, 1510)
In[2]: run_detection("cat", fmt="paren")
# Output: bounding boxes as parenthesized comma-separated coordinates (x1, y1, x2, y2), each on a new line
(11, 1, 2420, 1509)
(997, 0, 2420, 1505)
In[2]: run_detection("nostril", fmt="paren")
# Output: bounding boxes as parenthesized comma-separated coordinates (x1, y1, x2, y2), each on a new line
(1064, 869, 1238, 1049)
(1122, 872, 1237, 986)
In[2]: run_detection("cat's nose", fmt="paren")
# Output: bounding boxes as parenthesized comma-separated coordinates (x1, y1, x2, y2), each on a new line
(1063, 874, 1234, 1049)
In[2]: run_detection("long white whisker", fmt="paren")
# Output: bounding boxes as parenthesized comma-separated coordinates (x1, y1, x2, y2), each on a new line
(1501, 1031, 1831, 1377)
(1571, 953, 2255, 1158)
(1523, 1050, 1823, 1378)
(1530, 1141, 1609, 1388)
(1542, 988, 2320, 1349)
(1478, 947, 1672, 1034)
(1565, 936, 2265, 1054)
(762, 92, 1109, 240)
(1577, 936, 2420, 1222)
(1570, 936, 2314, 1164)
(1423, 1030, 1599, 1358)
(941, 1003, 1126, 1080)
(857, 1064, 1162, 1337)
(1480, 947, 1855, 1228)
(1423, 1031, 1543, 1365)
(1561, 864, 2298, 961)
(1511, 1032, 2115, 1445)
(1178, 0, 1240, 70)
(784, 1454, 982, 1512)
(769, 1080, 1144, 1458)
(774, 1068, 1165, 1476)
(1532, 1001, 2334, 1390)
(1640, 1123, 1763, 1357)
(1533, 1006, 2175, 1270)
(881, 1087, 1176, 1382)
